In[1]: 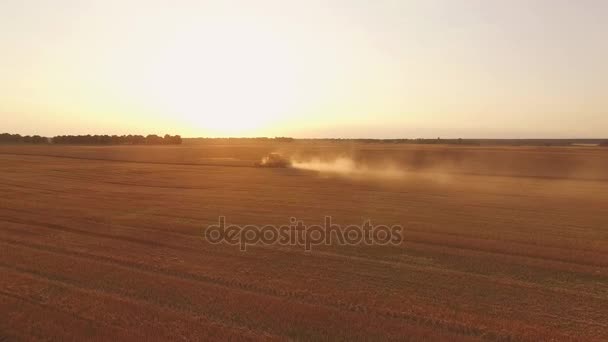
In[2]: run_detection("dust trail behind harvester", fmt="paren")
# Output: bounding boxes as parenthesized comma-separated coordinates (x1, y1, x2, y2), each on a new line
(291, 157, 406, 180)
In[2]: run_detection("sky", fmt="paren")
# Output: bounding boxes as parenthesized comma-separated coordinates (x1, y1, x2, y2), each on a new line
(1, 0, 606, 138)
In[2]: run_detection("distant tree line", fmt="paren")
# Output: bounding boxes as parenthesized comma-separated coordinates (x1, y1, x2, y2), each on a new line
(53, 134, 182, 145)
(0, 133, 182, 145)
(0, 133, 48, 144)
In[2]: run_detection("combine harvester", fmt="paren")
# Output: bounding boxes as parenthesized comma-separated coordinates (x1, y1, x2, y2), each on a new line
(255, 153, 291, 168)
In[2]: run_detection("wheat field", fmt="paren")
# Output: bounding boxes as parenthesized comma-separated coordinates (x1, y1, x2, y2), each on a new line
(1, 143, 607, 341)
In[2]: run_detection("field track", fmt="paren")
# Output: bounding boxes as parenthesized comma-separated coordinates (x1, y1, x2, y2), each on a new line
(1, 144, 607, 341)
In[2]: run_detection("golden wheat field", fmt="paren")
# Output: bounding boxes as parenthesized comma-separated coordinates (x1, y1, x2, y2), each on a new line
(1, 143, 607, 341)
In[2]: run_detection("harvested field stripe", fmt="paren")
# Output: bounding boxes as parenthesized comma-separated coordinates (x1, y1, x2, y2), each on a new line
(0, 268, 281, 341)
(0, 237, 602, 341)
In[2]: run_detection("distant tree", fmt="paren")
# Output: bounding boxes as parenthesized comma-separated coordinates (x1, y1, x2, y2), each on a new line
(0, 133, 22, 143)
(274, 137, 294, 142)
(134, 135, 146, 144)
(169, 135, 182, 145)
(145, 134, 163, 145)
(31, 135, 47, 144)
(163, 134, 183, 145)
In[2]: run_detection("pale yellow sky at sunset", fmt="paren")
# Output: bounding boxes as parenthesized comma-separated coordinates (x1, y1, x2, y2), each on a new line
(1, 0, 606, 138)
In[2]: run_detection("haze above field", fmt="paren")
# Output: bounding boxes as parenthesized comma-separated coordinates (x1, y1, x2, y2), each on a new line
(1, 0, 606, 138)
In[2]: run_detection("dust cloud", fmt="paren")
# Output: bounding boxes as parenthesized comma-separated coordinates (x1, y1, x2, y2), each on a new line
(291, 157, 406, 180)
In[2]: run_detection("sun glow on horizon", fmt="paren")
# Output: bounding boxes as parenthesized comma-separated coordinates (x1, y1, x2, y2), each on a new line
(101, 17, 308, 137)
